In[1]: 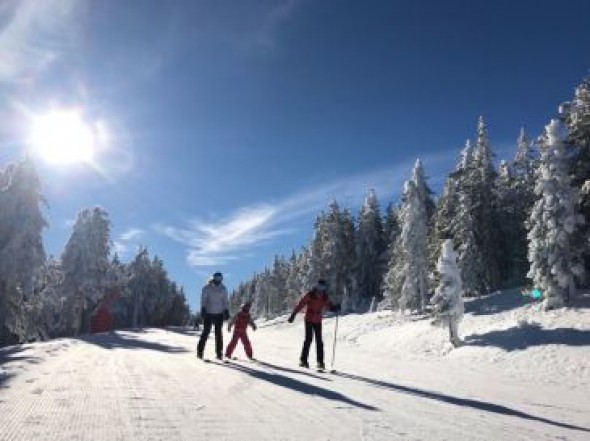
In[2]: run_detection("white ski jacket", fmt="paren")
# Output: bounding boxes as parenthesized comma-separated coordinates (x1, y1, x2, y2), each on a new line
(201, 282, 229, 315)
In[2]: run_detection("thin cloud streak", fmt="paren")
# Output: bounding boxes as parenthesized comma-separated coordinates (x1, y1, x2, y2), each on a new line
(0, 0, 82, 84)
(253, 0, 301, 51)
(113, 227, 145, 257)
(120, 227, 144, 242)
(155, 150, 456, 269)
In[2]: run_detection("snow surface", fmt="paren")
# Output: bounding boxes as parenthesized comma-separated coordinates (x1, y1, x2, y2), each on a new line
(1, 290, 589, 441)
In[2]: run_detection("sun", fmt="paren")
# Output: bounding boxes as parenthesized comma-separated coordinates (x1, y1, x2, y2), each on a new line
(29, 109, 97, 166)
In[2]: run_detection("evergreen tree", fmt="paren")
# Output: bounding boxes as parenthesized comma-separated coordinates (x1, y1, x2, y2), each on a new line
(472, 117, 501, 291)
(560, 79, 590, 283)
(495, 160, 519, 284)
(452, 140, 487, 295)
(340, 208, 358, 311)
(527, 119, 584, 309)
(429, 173, 458, 266)
(430, 239, 464, 346)
(284, 251, 301, 310)
(59, 206, 111, 335)
(356, 190, 384, 308)
(322, 201, 347, 306)
(0, 159, 47, 344)
(384, 180, 429, 311)
(381, 202, 400, 283)
(412, 159, 436, 222)
(128, 247, 150, 328)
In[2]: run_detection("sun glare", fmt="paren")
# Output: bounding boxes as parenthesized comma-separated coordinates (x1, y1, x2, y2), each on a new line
(29, 110, 96, 166)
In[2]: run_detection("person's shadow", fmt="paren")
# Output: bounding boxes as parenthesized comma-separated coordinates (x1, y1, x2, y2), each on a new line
(330, 370, 589, 434)
(217, 361, 378, 411)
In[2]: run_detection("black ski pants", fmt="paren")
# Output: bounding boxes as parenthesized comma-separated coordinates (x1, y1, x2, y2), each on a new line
(300, 320, 324, 365)
(197, 313, 224, 358)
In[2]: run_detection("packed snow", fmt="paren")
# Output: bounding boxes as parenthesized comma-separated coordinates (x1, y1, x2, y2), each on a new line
(0, 290, 589, 441)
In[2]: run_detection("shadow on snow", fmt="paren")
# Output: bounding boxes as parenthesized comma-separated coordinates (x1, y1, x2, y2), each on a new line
(217, 361, 378, 411)
(0, 345, 41, 388)
(162, 327, 201, 338)
(465, 323, 590, 351)
(464, 288, 528, 316)
(332, 371, 590, 434)
(79, 331, 188, 353)
(255, 360, 331, 381)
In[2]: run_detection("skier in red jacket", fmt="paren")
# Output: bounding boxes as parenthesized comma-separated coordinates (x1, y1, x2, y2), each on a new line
(225, 301, 257, 360)
(288, 279, 340, 369)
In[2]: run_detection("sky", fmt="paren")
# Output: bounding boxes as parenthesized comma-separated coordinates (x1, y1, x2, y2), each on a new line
(1, 0, 589, 310)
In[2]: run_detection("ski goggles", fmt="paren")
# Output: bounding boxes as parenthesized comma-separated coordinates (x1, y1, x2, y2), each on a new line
(213, 273, 223, 282)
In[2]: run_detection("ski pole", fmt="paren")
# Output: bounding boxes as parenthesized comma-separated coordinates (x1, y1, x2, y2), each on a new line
(330, 312, 339, 372)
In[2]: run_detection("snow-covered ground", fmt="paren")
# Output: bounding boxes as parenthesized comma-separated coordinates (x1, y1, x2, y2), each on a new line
(1, 290, 589, 441)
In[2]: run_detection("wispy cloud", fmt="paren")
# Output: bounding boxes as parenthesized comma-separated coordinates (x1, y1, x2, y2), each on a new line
(0, 0, 82, 84)
(253, 0, 301, 51)
(154, 151, 455, 268)
(113, 227, 145, 257)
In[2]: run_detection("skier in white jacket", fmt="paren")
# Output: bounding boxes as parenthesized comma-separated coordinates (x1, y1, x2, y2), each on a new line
(197, 272, 230, 360)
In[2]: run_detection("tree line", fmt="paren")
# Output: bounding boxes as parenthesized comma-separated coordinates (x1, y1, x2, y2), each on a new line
(0, 166, 190, 346)
(231, 78, 590, 317)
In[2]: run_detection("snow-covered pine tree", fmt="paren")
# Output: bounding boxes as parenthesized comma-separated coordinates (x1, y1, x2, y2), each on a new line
(411, 158, 436, 291)
(429, 173, 458, 267)
(471, 117, 501, 291)
(412, 159, 436, 222)
(512, 128, 538, 283)
(430, 239, 464, 347)
(128, 247, 150, 328)
(560, 79, 590, 284)
(452, 140, 487, 296)
(0, 158, 47, 344)
(283, 251, 301, 310)
(383, 180, 429, 311)
(513, 127, 538, 184)
(230, 282, 247, 313)
(321, 201, 347, 306)
(527, 119, 584, 309)
(381, 202, 400, 289)
(270, 255, 289, 315)
(495, 160, 521, 284)
(306, 213, 328, 287)
(356, 189, 384, 309)
(340, 208, 357, 311)
(59, 206, 111, 335)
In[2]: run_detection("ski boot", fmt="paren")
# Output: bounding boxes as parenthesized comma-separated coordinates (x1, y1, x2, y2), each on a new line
(299, 360, 309, 368)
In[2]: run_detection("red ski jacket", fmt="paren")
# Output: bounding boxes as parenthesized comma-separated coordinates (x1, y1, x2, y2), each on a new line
(293, 289, 333, 324)
(229, 310, 255, 332)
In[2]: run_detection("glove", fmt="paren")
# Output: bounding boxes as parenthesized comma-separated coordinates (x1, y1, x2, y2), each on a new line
(252, 324, 257, 331)
(287, 313, 295, 323)
(330, 303, 341, 313)
(227, 325, 232, 332)
(223, 309, 230, 321)
(201, 307, 206, 318)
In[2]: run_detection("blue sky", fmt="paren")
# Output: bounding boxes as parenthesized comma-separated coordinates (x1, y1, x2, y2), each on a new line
(1, 0, 589, 310)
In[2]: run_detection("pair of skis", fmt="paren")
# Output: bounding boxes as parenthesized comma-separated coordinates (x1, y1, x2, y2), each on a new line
(199, 356, 256, 364)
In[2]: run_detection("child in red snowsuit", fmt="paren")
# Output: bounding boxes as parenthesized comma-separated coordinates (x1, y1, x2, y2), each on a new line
(225, 302, 257, 359)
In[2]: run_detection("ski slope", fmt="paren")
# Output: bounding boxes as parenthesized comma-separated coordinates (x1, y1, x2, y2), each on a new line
(1, 291, 589, 441)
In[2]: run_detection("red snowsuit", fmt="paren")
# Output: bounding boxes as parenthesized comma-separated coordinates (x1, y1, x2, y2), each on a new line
(225, 309, 256, 358)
